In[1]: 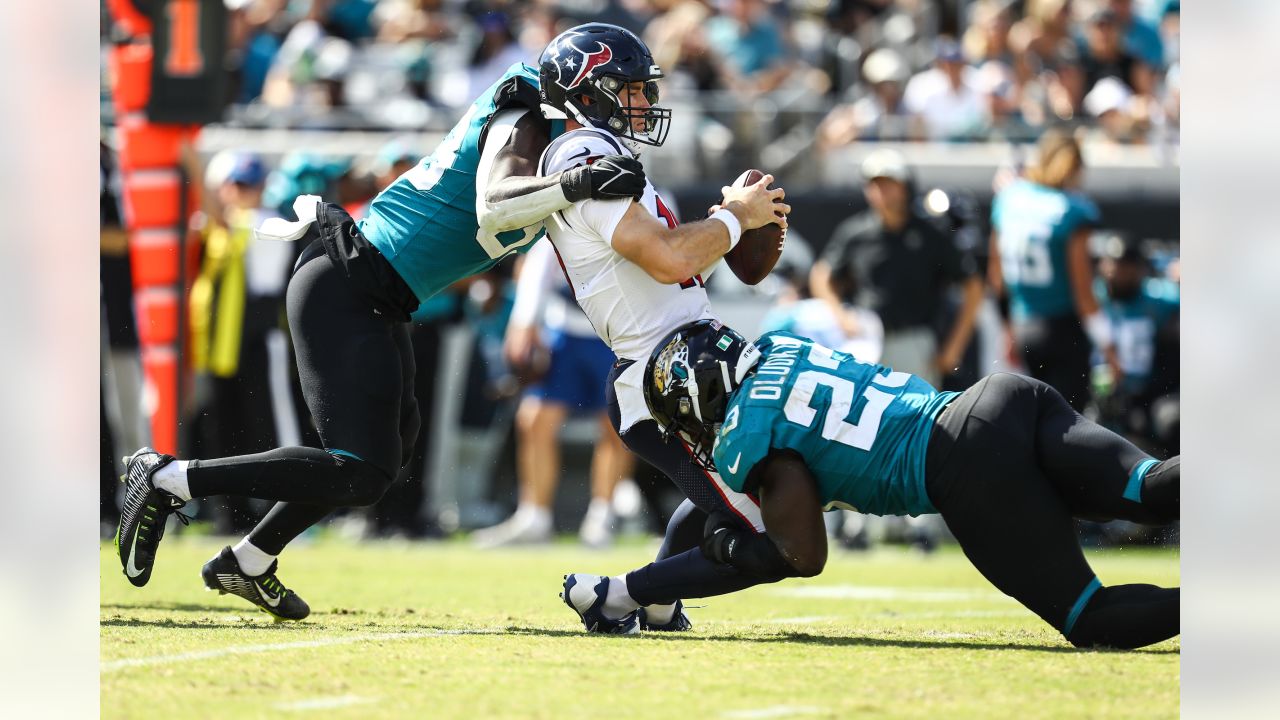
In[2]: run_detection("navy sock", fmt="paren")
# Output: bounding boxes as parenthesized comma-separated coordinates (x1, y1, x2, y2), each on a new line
(624, 547, 768, 607)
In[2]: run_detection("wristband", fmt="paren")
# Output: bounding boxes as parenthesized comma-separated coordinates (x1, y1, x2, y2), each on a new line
(708, 208, 743, 250)
(1083, 311, 1113, 350)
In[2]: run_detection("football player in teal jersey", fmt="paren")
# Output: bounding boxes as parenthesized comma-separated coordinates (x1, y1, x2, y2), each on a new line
(563, 320, 1179, 649)
(113, 30, 659, 620)
(1096, 235, 1180, 455)
(990, 130, 1122, 411)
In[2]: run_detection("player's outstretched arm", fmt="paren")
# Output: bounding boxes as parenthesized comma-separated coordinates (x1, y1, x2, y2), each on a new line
(476, 112, 647, 235)
(611, 176, 790, 284)
(702, 450, 827, 579)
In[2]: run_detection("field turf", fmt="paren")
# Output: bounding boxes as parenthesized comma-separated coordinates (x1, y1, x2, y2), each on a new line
(101, 536, 1179, 719)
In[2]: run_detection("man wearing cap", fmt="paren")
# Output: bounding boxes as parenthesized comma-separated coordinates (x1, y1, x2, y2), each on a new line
(902, 36, 989, 141)
(810, 148, 983, 550)
(810, 149, 983, 389)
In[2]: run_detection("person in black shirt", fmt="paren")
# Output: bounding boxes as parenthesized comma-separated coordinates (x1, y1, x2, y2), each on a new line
(810, 149, 983, 388)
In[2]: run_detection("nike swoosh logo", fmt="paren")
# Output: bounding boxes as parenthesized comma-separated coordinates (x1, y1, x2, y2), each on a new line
(125, 524, 145, 578)
(569, 147, 592, 161)
(726, 453, 742, 474)
(255, 582, 282, 608)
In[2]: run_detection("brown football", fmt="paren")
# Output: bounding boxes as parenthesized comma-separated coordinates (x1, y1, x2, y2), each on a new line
(722, 168, 786, 286)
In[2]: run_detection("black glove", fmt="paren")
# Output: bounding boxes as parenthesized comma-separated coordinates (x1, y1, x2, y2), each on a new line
(560, 154, 647, 202)
(701, 526, 745, 565)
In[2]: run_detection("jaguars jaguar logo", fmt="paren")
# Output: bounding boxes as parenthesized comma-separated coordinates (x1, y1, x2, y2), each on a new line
(653, 339, 692, 397)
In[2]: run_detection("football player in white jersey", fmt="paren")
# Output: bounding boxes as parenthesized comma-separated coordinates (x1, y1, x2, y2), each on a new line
(533, 23, 790, 633)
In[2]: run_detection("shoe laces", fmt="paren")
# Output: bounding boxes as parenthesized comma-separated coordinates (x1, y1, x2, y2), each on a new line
(257, 572, 290, 597)
(139, 498, 191, 543)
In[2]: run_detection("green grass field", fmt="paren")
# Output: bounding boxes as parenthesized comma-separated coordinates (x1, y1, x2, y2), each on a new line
(101, 536, 1179, 719)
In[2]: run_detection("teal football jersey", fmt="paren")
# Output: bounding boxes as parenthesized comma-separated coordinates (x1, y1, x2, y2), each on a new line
(1101, 278, 1179, 394)
(358, 63, 561, 302)
(991, 179, 1100, 320)
(713, 332, 957, 516)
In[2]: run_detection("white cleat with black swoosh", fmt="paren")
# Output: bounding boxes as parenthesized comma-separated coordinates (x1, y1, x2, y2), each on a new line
(115, 447, 187, 587)
(201, 546, 310, 622)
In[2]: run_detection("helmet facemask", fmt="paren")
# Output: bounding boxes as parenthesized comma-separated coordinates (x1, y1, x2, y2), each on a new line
(585, 75, 671, 148)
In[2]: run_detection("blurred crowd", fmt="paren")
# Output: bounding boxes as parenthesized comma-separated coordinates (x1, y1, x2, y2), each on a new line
(101, 126, 1178, 549)
(103, 0, 1181, 145)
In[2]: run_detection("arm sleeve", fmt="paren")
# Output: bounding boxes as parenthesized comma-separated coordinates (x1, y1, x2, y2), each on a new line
(474, 109, 574, 235)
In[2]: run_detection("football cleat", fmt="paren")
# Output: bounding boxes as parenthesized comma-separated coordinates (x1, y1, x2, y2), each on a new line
(202, 546, 310, 622)
(115, 447, 187, 587)
(560, 574, 638, 635)
(638, 600, 692, 632)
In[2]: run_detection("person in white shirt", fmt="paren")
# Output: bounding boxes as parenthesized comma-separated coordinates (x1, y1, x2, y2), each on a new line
(533, 24, 788, 633)
(903, 37, 990, 141)
(471, 240, 633, 549)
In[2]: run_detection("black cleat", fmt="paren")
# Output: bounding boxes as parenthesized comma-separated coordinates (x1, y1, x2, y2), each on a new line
(202, 546, 310, 622)
(638, 600, 693, 632)
(115, 447, 187, 587)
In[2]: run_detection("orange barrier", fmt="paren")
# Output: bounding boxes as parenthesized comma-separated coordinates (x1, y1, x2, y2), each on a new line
(140, 345, 178, 456)
(108, 7, 204, 456)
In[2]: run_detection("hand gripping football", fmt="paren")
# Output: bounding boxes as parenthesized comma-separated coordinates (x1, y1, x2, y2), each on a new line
(722, 169, 786, 286)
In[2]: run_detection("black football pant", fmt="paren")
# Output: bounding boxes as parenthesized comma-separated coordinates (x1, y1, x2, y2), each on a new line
(925, 373, 1179, 649)
(186, 241, 420, 554)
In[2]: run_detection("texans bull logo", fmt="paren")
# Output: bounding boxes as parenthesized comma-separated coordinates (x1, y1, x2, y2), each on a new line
(555, 39, 614, 89)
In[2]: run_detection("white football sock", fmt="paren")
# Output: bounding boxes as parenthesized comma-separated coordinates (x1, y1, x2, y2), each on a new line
(603, 574, 639, 619)
(641, 602, 678, 626)
(232, 537, 276, 577)
(151, 460, 191, 502)
(517, 504, 552, 533)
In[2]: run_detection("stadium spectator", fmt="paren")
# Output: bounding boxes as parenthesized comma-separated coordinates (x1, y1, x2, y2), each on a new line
(374, 0, 459, 44)
(188, 152, 307, 533)
(1094, 235, 1179, 456)
(1078, 7, 1154, 98)
(704, 0, 793, 95)
(815, 47, 911, 148)
(1008, 0, 1075, 68)
(989, 129, 1120, 412)
(1105, 0, 1164, 68)
(1083, 75, 1148, 143)
(963, 0, 1016, 69)
(644, 1, 730, 93)
(439, 12, 530, 110)
(474, 241, 633, 548)
(902, 37, 989, 141)
(1156, 1, 1179, 66)
(811, 148, 983, 390)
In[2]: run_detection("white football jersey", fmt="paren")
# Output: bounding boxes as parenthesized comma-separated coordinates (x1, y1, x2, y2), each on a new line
(539, 128, 718, 362)
(539, 128, 720, 431)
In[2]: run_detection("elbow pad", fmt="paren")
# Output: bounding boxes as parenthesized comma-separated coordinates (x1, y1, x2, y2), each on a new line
(701, 527, 800, 582)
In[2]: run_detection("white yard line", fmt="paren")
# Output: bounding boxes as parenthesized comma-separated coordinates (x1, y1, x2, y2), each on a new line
(102, 629, 501, 672)
(276, 695, 379, 712)
(721, 706, 825, 719)
(763, 616, 836, 625)
(770, 585, 1015, 603)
